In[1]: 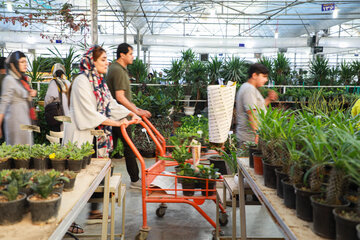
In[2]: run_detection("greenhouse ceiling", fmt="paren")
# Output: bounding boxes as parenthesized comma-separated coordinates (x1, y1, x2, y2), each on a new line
(0, 0, 360, 51)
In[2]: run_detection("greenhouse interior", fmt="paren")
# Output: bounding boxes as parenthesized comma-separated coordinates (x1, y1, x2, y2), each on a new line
(0, 0, 360, 239)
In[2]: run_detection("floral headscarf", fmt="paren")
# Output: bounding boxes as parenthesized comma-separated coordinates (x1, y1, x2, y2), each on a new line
(80, 46, 113, 156)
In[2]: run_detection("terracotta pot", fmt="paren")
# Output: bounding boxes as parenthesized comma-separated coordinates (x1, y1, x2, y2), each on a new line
(253, 154, 263, 175)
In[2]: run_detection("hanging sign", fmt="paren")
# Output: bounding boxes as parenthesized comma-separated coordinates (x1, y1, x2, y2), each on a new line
(322, 3, 335, 11)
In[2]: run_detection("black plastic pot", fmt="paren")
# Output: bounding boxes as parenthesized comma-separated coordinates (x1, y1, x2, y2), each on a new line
(208, 155, 228, 175)
(262, 160, 281, 189)
(294, 184, 322, 222)
(81, 157, 87, 169)
(275, 169, 287, 198)
(182, 181, 195, 196)
(333, 208, 360, 240)
(200, 181, 216, 196)
(175, 166, 182, 184)
(27, 193, 62, 224)
(140, 149, 155, 158)
(282, 179, 296, 209)
(0, 193, 26, 225)
(14, 159, 30, 169)
(310, 195, 349, 239)
(67, 159, 82, 173)
(33, 158, 48, 170)
(0, 158, 10, 170)
(64, 177, 76, 191)
(86, 155, 92, 165)
(249, 148, 261, 168)
(50, 159, 67, 171)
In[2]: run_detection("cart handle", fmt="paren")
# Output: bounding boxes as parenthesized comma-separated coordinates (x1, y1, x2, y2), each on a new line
(141, 116, 166, 150)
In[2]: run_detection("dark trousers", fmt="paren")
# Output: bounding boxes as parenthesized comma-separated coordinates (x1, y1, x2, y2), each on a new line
(112, 126, 140, 182)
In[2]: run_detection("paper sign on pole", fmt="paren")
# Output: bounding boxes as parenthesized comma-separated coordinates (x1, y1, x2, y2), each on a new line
(190, 139, 201, 168)
(20, 124, 40, 133)
(54, 116, 72, 123)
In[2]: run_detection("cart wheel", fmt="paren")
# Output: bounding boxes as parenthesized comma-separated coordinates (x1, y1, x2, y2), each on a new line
(211, 229, 225, 240)
(156, 206, 167, 217)
(135, 230, 148, 240)
(219, 212, 228, 226)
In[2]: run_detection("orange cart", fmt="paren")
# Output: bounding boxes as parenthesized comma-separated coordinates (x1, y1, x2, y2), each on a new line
(121, 118, 228, 240)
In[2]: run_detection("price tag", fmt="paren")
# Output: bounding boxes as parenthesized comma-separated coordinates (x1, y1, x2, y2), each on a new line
(90, 130, 106, 136)
(46, 134, 60, 143)
(54, 116, 72, 123)
(50, 131, 64, 138)
(20, 124, 40, 133)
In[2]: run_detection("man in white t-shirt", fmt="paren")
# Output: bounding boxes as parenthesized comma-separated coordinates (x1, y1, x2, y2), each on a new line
(236, 63, 278, 145)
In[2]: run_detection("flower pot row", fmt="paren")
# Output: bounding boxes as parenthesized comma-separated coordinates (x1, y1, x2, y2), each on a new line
(0, 191, 62, 225)
(250, 154, 359, 239)
(181, 180, 216, 197)
(0, 156, 91, 172)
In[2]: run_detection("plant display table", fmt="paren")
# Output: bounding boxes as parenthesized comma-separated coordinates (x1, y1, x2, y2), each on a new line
(234, 157, 327, 240)
(0, 158, 111, 240)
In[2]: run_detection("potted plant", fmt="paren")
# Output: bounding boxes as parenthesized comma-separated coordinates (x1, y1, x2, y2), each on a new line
(310, 128, 351, 239)
(62, 170, 77, 191)
(67, 150, 83, 173)
(244, 141, 259, 168)
(0, 179, 27, 225)
(179, 163, 196, 196)
(0, 170, 12, 191)
(333, 134, 360, 240)
(31, 144, 50, 170)
(0, 143, 12, 170)
(12, 145, 31, 169)
(10, 169, 34, 197)
(197, 164, 219, 196)
(47, 169, 68, 194)
(49, 148, 68, 171)
(28, 171, 67, 224)
(81, 142, 94, 165)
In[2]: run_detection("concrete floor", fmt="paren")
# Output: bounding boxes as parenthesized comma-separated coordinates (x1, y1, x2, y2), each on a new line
(64, 158, 283, 240)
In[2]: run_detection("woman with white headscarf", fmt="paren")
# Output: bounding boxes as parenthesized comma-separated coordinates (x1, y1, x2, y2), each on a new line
(44, 63, 71, 131)
(0, 51, 37, 145)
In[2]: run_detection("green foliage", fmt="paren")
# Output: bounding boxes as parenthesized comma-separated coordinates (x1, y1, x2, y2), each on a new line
(160, 138, 192, 166)
(197, 164, 219, 179)
(164, 59, 184, 84)
(184, 60, 208, 103)
(273, 53, 291, 85)
(33, 105, 50, 144)
(111, 139, 124, 158)
(32, 170, 69, 199)
(31, 144, 50, 159)
(0, 143, 12, 158)
(351, 60, 360, 85)
(207, 56, 223, 85)
(339, 61, 354, 85)
(221, 57, 248, 84)
(0, 180, 19, 201)
(10, 169, 33, 189)
(48, 46, 80, 81)
(0, 170, 12, 185)
(11, 145, 31, 160)
(27, 56, 50, 82)
(219, 150, 238, 174)
(178, 163, 195, 183)
(62, 170, 77, 179)
(175, 115, 208, 140)
(309, 56, 330, 85)
(128, 58, 147, 83)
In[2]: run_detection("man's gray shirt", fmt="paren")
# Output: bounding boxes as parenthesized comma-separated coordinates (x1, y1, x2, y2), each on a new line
(235, 82, 266, 143)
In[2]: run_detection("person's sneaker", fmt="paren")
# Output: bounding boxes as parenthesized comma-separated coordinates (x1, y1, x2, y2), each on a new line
(130, 180, 142, 189)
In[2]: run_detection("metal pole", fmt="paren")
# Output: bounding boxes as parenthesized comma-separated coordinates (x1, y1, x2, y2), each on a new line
(124, 12, 127, 43)
(137, 29, 140, 59)
(91, 0, 98, 45)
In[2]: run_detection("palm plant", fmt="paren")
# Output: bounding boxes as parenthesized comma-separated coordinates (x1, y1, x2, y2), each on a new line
(185, 60, 208, 106)
(27, 56, 49, 82)
(48, 46, 80, 81)
(128, 58, 147, 83)
(328, 66, 340, 85)
(339, 61, 354, 85)
(273, 53, 291, 85)
(221, 56, 248, 84)
(351, 60, 360, 85)
(163, 59, 184, 113)
(207, 56, 223, 85)
(309, 55, 330, 85)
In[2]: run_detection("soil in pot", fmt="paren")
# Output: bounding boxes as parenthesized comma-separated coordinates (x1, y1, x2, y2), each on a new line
(67, 159, 82, 173)
(63, 177, 76, 191)
(275, 169, 287, 198)
(27, 193, 62, 224)
(33, 158, 48, 170)
(333, 208, 360, 240)
(249, 148, 261, 168)
(262, 160, 281, 189)
(52, 183, 64, 194)
(294, 184, 322, 222)
(0, 193, 26, 225)
(200, 180, 216, 196)
(253, 154, 263, 175)
(310, 195, 349, 239)
(182, 181, 195, 196)
(208, 155, 228, 175)
(0, 158, 10, 170)
(282, 179, 296, 209)
(14, 159, 30, 169)
(50, 159, 67, 171)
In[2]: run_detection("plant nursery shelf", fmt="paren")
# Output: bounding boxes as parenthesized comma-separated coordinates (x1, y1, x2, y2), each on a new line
(236, 157, 326, 240)
(0, 158, 111, 240)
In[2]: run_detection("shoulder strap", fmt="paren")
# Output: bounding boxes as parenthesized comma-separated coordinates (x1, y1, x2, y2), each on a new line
(53, 79, 63, 105)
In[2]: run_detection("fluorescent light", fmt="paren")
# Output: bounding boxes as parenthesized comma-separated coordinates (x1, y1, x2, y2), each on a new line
(6, 2, 13, 12)
(333, 8, 339, 18)
(274, 32, 279, 39)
